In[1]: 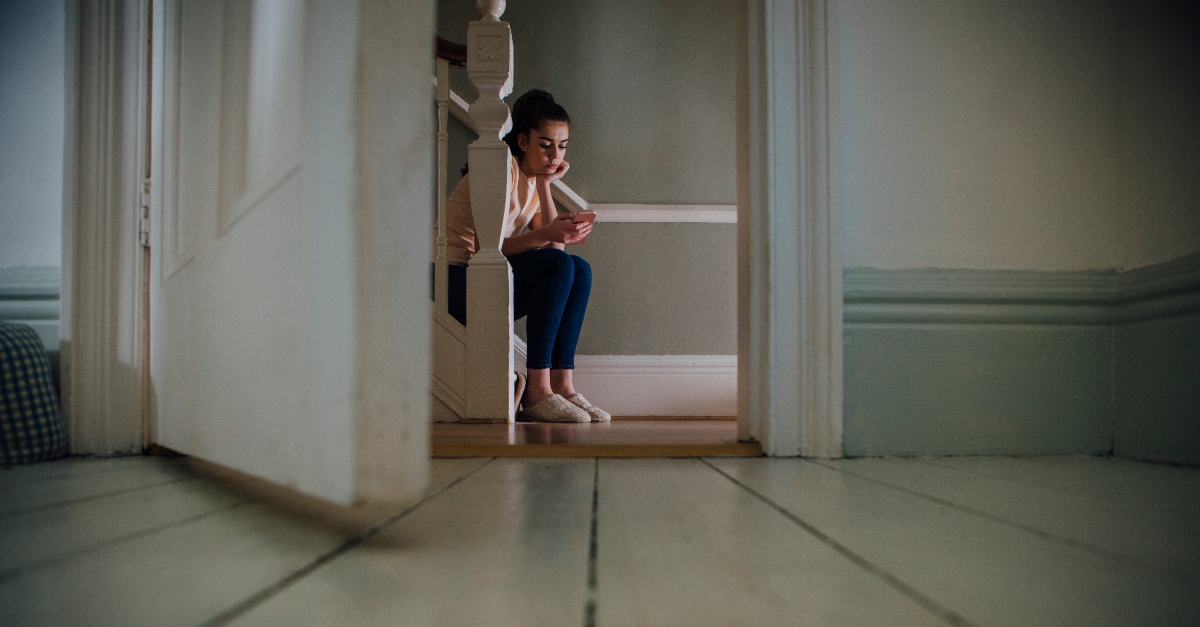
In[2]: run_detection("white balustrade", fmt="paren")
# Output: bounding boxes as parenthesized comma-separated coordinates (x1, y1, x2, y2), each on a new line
(433, 56, 450, 323)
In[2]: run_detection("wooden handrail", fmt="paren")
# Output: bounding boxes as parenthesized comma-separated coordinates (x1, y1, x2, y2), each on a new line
(435, 36, 467, 67)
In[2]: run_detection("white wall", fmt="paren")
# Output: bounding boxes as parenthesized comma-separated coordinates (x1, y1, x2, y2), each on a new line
(0, 0, 67, 269)
(833, 0, 1124, 271)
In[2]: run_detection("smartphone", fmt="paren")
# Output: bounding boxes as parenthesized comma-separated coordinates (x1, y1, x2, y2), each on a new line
(572, 210, 597, 243)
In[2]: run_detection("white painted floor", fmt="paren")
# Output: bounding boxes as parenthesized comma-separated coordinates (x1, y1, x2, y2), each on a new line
(1, 455, 1197, 626)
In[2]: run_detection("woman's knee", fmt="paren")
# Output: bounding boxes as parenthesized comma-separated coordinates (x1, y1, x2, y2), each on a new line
(569, 255, 592, 286)
(535, 248, 574, 278)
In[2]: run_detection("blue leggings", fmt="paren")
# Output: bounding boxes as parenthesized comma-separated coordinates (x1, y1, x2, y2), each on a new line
(444, 248, 592, 369)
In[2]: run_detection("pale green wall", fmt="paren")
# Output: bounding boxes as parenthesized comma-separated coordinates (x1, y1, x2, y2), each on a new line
(572, 224, 736, 355)
(844, 324, 1113, 456)
(438, 0, 737, 204)
(835, 0, 1200, 458)
(437, 0, 738, 356)
(1, 0, 66, 269)
(1115, 315, 1200, 465)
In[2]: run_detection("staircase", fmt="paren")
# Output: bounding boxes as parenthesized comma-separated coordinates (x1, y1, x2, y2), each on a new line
(430, 4, 590, 424)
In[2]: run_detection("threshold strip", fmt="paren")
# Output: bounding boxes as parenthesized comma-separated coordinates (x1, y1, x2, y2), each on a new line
(700, 459, 977, 627)
(809, 459, 1197, 584)
(433, 443, 763, 458)
(198, 458, 497, 627)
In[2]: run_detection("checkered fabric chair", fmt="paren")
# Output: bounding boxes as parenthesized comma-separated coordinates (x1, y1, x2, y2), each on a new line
(1, 321, 67, 465)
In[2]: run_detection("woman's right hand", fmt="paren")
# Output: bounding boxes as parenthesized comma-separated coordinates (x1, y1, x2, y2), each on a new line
(541, 213, 592, 245)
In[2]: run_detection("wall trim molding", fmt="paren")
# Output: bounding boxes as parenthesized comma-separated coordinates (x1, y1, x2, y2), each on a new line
(0, 266, 62, 352)
(589, 204, 737, 223)
(844, 252, 1200, 325)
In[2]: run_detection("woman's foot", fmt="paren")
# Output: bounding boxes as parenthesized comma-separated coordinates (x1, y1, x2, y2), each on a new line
(517, 394, 590, 423)
(565, 394, 611, 422)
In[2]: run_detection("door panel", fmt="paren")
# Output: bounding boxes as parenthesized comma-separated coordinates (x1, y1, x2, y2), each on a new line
(150, 0, 431, 505)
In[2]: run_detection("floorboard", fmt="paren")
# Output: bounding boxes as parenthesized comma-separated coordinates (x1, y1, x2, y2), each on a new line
(594, 458, 937, 626)
(922, 455, 1200, 518)
(0, 478, 248, 581)
(0, 457, 193, 518)
(0, 455, 151, 485)
(226, 459, 593, 627)
(0, 458, 488, 627)
(2, 455, 1197, 626)
(708, 457, 1200, 627)
(814, 457, 1200, 584)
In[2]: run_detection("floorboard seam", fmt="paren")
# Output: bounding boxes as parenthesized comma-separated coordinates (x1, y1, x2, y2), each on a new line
(0, 476, 198, 520)
(195, 457, 497, 627)
(816, 459, 1197, 583)
(0, 499, 257, 584)
(699, 459, 977, 627)
(584, 458, 599, 627)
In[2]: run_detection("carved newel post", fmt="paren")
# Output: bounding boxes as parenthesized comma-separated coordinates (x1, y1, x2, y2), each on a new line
(465, 0, 515, 422)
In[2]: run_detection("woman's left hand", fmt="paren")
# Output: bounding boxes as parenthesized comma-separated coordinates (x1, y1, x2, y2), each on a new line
(538, 160, 570, 185)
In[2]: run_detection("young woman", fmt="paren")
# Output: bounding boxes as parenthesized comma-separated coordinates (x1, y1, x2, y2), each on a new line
(441, 89, 610, 423)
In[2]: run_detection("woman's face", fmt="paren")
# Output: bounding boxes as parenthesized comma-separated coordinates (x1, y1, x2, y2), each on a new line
(518, 121, 569, 176)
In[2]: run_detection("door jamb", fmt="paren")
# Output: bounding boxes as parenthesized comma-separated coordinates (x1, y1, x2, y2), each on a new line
(737, 0, 844, 457)
(61, 0, 151, 455)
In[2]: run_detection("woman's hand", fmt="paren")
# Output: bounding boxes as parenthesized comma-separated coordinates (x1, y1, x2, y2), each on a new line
(540, 212, 592, 245)
(537, 160, 570, 185)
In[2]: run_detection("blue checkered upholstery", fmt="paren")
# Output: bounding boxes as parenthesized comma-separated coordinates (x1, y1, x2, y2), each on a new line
(1, 321, 67, 465)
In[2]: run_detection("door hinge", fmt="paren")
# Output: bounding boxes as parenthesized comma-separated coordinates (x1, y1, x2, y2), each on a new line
(138, 179, 151, 248)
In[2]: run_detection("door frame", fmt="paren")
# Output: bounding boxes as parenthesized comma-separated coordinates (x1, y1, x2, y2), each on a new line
(738, 0, 844, 457)
(60, 0, 151, 455)
(63, 0, 844, 460)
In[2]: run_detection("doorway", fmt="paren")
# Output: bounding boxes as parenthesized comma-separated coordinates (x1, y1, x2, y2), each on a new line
(429, 0, 750, 456)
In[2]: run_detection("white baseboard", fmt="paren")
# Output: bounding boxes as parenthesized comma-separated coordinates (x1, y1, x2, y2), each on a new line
(570, 355, 737, 416)
(512, 338, 735, 416)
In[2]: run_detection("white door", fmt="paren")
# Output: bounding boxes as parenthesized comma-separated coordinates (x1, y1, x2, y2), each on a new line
(148, 0, 433, 504)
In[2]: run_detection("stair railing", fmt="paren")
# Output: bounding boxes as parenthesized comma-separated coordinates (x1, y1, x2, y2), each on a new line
(433, 2, 594, 422)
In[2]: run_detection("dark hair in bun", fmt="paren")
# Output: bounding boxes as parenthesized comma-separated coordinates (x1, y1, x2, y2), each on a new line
(503, 89, 571, 159)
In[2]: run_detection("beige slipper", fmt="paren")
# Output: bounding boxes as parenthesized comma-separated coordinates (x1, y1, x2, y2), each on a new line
(517, 394, 590, 423)
(565, 393, 611, 423)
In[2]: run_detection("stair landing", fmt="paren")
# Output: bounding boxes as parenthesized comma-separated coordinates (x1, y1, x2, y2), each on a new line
(431, 418, 762, 458)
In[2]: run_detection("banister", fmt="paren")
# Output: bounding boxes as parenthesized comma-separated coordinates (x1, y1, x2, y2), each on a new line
(435, 36, 467, 67)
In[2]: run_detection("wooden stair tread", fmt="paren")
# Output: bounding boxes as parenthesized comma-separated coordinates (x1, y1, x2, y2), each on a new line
(431, 420, 762, 458)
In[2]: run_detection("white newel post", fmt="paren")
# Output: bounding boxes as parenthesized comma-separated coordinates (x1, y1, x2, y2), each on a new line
(464, 0, 515, 422)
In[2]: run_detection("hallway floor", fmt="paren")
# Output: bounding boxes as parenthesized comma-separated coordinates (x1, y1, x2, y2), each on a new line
(1, 454, 1197, 626)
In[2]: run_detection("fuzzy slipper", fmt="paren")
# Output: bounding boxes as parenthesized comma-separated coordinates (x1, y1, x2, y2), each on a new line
(517, 394, 590, 423)
(565, 393, 612, 423)
(513, 371, 527, 413)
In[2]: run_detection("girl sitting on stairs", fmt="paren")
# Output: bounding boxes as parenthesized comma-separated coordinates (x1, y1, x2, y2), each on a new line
(441, 89, 611, 423)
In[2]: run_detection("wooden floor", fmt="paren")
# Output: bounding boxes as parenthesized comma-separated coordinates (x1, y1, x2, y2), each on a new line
(431, 418, 762, 457)
(2, 454, 1198, 626)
